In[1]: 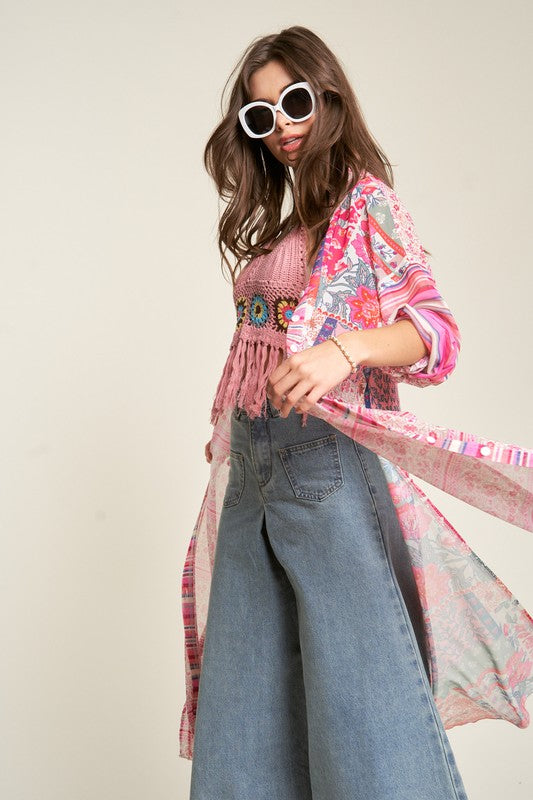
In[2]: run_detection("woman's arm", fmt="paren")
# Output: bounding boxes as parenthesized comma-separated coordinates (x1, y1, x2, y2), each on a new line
(334, 319, 428, 370)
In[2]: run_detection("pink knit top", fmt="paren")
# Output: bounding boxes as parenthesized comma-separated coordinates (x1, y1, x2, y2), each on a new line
(210, 224, 308, 425)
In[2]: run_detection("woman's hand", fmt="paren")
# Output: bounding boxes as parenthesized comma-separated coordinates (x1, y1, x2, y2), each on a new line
(205, 439, 213, 463)
(266, 339, 353, 417)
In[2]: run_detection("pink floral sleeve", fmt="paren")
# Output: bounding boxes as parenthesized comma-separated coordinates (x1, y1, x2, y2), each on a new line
(365, 183, 461, 387)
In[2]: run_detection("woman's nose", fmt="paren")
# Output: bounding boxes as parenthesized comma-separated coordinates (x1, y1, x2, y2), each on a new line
(275, 109, 291, 130)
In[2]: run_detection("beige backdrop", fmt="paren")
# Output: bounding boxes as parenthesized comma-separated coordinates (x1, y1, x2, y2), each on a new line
(2, 1, 532, 798)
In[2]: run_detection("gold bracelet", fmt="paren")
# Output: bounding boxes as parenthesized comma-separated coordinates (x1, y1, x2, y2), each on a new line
(329, 334, 358, 373)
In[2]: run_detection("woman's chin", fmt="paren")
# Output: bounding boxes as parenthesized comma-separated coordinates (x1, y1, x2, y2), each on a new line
(284, 151, 300, 166)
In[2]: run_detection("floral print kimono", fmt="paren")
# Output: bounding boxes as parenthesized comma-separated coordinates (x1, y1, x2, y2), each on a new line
(179, 169, 533, 760)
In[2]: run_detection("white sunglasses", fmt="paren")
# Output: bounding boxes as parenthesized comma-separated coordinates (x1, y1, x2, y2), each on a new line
(238, 81, 319, 139)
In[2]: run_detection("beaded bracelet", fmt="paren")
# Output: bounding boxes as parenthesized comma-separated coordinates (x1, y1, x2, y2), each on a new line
(329, 334, 358, 374)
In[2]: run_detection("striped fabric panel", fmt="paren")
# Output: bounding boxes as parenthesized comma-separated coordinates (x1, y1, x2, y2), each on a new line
(368, 185, 461, 385)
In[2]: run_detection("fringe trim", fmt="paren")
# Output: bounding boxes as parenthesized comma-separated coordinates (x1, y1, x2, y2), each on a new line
(210, 337, 285, 425)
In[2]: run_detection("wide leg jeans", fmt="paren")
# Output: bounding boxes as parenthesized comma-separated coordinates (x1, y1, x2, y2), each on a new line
(189, 398, 469, 800)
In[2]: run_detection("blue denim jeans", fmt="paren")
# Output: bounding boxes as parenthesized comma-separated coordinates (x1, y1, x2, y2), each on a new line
(189, 398, 469, 800)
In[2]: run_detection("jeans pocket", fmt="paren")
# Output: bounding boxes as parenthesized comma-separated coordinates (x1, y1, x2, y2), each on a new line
(279, 434, 344, 501)
(223, 449, 245, 507)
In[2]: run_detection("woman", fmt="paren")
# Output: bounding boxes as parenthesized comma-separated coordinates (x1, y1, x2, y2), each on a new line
(182, 26, 533, 800)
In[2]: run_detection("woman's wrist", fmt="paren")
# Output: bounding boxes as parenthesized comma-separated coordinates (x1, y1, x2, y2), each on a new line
(328, 334, 360, 373)
(331, 330, 370, 370)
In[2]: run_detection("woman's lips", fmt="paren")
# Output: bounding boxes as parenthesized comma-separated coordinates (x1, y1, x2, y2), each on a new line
(280, 136, 303, 152)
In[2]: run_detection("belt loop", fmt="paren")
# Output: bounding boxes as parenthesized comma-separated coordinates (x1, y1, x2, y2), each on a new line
(266, 396, 280, 418)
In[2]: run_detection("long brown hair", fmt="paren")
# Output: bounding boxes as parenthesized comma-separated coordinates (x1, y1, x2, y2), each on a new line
(204, 25, 396, 283)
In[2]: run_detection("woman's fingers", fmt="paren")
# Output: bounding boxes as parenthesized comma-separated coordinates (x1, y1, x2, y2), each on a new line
(205, 440, 213, 463)
(267, 357, 309, 408)
(279, 379, 314, 416)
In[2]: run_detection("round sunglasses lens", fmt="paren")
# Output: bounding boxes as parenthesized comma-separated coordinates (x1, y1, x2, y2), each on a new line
(244, 106, 274, 136)
(282, 87, 313, 119)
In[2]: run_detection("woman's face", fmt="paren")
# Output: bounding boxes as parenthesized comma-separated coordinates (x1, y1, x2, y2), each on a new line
(248, 60, 316, 168)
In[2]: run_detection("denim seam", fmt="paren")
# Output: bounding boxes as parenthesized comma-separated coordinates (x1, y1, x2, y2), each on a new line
(249, 419, 273, 489)
(351, 439, 468, 800)
(222, 449, 245, 508)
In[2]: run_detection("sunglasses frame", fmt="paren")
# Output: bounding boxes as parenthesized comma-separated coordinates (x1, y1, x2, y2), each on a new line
(238, 81, 318, 139)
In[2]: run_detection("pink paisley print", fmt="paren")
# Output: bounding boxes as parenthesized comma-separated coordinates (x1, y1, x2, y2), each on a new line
(351, 231, 372, 261)
(412, 563, 453, 602)
(346, 284, 380, 326)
